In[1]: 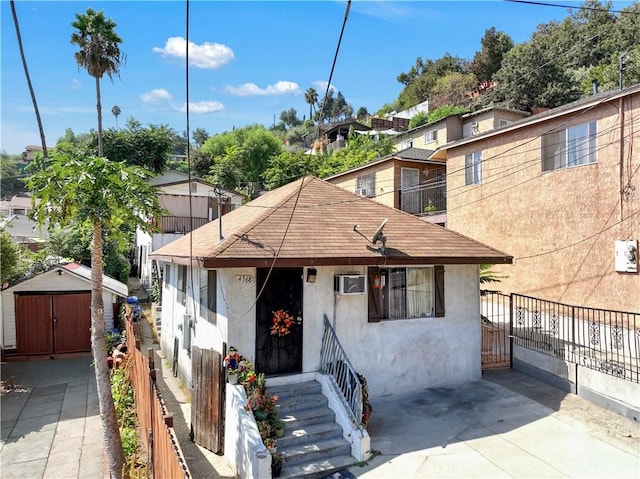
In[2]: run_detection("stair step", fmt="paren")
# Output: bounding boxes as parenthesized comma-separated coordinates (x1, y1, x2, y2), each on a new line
(267, 380, 322, 400)
(279, 454, 356, 479)
(277, 422, 343, 449)
(280, 406, 335, 429)
(278, 393, 328, 413)
(280, 437, 351, 466)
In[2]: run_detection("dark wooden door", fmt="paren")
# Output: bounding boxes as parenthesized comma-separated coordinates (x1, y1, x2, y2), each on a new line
(191, 346, 223, 453)
(256, 268, 303, 376)
(16, 294, 53, 355)
(53, 293, 91, 353)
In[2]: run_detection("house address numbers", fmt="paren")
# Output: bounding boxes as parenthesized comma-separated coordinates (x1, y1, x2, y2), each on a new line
(235, 274, 254, 283)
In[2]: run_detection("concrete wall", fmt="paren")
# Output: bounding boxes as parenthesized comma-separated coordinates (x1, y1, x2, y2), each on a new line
(513, 345, 639, 420)
(446, 95, 640, 312)
(1, 270, 116, 349)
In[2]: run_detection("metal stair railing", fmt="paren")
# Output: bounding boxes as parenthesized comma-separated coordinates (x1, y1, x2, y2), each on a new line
(320, 314, 363, 424)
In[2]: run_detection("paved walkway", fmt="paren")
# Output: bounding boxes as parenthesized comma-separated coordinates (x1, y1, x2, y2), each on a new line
(346, 370, 640, 478)
(0, 357, 104, 479)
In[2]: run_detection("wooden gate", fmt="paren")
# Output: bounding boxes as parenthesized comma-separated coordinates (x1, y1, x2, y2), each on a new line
(15, 292, 91, 355)
(190, 346, 223, 453)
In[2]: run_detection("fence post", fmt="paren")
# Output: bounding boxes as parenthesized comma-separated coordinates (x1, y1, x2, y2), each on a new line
(509, 293, 514, 369)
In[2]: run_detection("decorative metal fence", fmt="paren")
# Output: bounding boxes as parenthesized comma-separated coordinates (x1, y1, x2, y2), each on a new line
(125, 318, 191, 478)
(320, 314, 363, 424)
(511, 294, 640, 383)
(400, 180, 447, 216)
(480, 291, 511, 369)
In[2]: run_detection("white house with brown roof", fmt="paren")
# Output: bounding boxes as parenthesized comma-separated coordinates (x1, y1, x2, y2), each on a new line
(151, 176, 511, 476)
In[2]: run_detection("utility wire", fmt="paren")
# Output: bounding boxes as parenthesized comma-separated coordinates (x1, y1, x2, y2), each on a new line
(221, 0, 353, 320)
(505, 0, 640, 15)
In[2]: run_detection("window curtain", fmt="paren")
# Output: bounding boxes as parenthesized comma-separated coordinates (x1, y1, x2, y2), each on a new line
(407, 268, 433, 318)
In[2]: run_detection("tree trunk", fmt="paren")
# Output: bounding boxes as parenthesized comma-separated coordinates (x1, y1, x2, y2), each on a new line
(10, 0, 48, 159)
(96, 77, 103, 157)
(91, 221, 124, 478)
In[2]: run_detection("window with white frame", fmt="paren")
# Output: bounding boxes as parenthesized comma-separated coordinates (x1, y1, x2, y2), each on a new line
(356, 173, 376, 197)
(199, 269, 217, 323)
(542, 121, 597, 172)
(402, 139, 413, 149)
(177, 265, 187, 306)
(499, 119, 513, 127)
(424, 130, 437, 143)
(368, 266, 445, 321)
(465, 151, 483, 185)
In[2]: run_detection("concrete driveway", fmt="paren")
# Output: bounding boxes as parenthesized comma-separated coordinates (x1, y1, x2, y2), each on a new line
(346, 370, 640, 478)
(1, 357, 104, 479)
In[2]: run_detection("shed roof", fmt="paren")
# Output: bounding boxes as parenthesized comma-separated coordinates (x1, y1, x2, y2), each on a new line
(151, 176, 511, 268)
(2, 262, 128, 297)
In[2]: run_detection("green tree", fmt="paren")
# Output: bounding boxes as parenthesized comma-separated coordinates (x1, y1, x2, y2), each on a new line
(1, 152, 24, 199)
(356, 106, 369, 120)
(429, 72, 478, 109)
(26, 151, 162, 479)
(427, 104, 469, 123)
(111, 105, 121, 129)
(11, 0, 48, 159)
(279, 108, 302, 129)
(0, 229, 20, 283)
(317, 130, 395, 178)
(408, 111, 429, 130)
(263, 151, 322, 189)
(201, 125, 283, 193)
(71, 8, 125, 157)
(470, 27, 514, 84)
(304, 87, 318, 122)
(192, 127, 209, 149)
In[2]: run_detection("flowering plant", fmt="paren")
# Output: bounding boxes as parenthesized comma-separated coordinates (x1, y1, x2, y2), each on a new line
(270, 309, 300, 337)
(223, 348, 243, 372)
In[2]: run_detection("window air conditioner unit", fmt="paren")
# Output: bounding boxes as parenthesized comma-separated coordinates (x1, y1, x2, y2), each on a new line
(334, 275, 366, 295)
(357, 188, 370, 197)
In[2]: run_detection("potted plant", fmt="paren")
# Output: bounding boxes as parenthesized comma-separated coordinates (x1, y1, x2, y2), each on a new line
(424, 202, 437, 214)
(257, 420, 272, 439)
(274, 420, 285, 438)
(224, 347, 243, 384)
(271, 452, 284, 477)
(264, 437, 277, 455)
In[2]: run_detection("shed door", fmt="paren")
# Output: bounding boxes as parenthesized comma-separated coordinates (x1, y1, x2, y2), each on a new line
(16, 295, 53, 355)
(53, 293, 92, 353)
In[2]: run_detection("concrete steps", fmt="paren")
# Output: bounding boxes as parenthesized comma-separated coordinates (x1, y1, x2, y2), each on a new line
(267, 381, 356, 479)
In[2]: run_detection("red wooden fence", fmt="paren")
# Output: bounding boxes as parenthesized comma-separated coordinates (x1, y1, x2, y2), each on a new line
(125, 318, 191, 478)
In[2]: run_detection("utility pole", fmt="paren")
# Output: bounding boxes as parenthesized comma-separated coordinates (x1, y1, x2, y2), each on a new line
(619, 53, 627, 90)
(214, 184, 225, 242)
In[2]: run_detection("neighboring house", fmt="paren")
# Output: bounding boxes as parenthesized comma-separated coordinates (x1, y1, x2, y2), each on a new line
(0, 262, 127, 357)
(22, 145, 42, 164)
(436, 83, 640, 312)
(325, 147, 448, 226)
(150, 175, 510, 474)
(393, 106, 529, 151)
(135, 170, 244, 289)
(0, 194, 35, 216)
(0, 214, 49, 251)
(314, 119, 371, 153)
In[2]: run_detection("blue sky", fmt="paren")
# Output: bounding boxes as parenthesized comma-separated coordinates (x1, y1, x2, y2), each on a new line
(1, 0, 634, 155)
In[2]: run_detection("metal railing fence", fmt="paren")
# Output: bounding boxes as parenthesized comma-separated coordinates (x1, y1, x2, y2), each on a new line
(319, 314, 363, 424)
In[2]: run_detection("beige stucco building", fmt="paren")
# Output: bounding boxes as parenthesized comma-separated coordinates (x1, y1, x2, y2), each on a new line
(437, 84, 640, 312)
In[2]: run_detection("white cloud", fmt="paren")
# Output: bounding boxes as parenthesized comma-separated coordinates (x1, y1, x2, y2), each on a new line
(224, 81, 300, 97)
(70, 78, 82, 90)
(179, 101, 224, 114)
(140, 88, 172, 104)
(312, 81, 336, 95)
(152, 36, 234, 70)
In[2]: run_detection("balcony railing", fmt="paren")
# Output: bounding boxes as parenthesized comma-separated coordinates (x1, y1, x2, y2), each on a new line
(158, 216, 209, 234)
(399, 179, 446, 216)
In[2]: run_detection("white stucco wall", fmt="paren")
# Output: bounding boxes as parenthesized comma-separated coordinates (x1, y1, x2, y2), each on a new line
(160, 263, 481, 398)
(1, 270, 117, 349)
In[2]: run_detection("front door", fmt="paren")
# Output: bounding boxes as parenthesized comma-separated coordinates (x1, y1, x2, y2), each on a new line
(255, 268, 303, 376)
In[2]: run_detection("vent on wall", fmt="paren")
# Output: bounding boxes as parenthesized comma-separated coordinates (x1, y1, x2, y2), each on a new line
(615, 240, 638, 273)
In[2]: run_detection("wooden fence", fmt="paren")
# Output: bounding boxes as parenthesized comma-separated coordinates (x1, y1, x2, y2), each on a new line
(125, 318, 191, 478)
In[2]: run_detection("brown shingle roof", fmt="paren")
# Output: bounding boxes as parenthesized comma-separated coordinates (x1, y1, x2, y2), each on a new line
(151, 177, 512, 267)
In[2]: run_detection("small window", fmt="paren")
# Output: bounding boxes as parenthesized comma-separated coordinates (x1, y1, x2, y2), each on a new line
(199, 269, 217, 323)
(177, 265, 187, 306)
(368, 266, 444, 321)
(356, 173, 376, 197)
(402, 140, 413, 149)
(542, 121, 597, 172)
(465, 151, 482, 185)
(499, 119, 512, 127)
(424, 130, 437, 143)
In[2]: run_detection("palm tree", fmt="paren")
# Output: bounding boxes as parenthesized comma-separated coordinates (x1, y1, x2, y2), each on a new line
(111, 105, 121, 129)
(10, 0, 48, 159)
(304, 87, 318, 123)
(71, 8, 125, 157)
